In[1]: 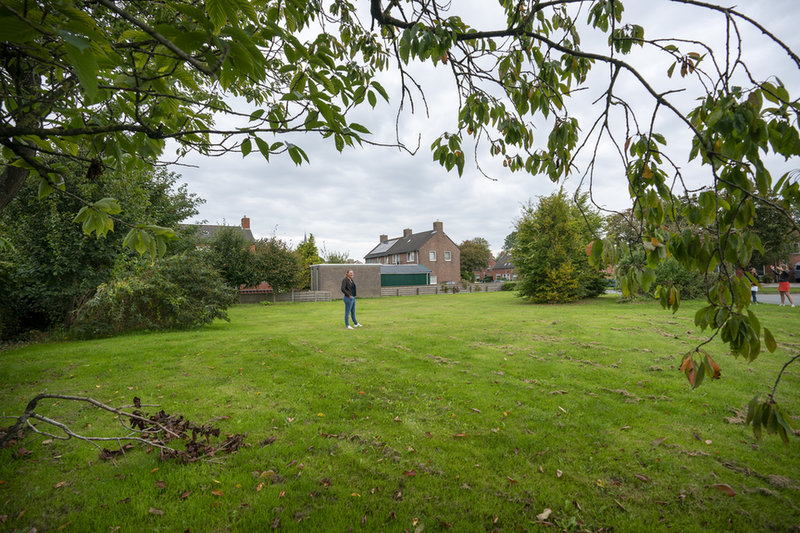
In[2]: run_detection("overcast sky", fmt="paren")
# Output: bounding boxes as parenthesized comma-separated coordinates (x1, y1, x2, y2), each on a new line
(176, 0, 800, 260)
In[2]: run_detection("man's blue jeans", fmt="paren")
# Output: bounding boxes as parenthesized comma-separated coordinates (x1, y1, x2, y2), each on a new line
(344, 296, 357, 326)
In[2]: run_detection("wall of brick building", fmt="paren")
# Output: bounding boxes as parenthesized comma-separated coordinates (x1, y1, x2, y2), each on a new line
(310, 264, 382, 298)
(417, 222, 461, 284)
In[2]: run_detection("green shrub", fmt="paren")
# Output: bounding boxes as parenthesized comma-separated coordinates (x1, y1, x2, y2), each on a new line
(501, 281, 517, 291)
(72, 252, 236, 337)
(526, 263, 580, 303)
(654, 257, 707, 299)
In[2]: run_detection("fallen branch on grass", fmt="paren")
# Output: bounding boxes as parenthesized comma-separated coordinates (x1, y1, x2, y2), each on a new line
(0, 394, 247, 463)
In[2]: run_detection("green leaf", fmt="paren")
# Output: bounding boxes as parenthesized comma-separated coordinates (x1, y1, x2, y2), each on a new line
(763, 327, 777, 353)
(94, 197, 122, 215)
(0, 16, 39, 42)
(254, 137, 271, 160)
(241, 138, 252, 157)
(63, 35, 99, 101)
(371, 81, 389, 102)
(204, 0, 227, 33)
(38, 179, 54, 200)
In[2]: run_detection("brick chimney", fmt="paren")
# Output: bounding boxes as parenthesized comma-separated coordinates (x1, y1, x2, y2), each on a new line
(403, 228, 413, 238)
(380, 234, 388, 243)
(241, 216, 250, 229)
(433, 221, 443, 233)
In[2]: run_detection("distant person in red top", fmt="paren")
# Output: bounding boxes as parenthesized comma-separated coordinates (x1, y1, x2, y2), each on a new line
(771, 264, 795, 307)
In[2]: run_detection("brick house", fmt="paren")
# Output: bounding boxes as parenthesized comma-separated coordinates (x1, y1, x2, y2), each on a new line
(474, 254, 497, 281)
(187, 216, 255, 245)
(490, 252, 516, 281)
(364, 221, 461, 284)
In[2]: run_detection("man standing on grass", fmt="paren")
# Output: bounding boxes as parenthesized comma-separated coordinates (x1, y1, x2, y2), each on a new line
(341, 269, 362, 329)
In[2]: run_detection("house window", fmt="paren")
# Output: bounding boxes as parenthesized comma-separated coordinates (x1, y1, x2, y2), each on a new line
(429, 251, 437, 261)
(444, 251, 452, 261)
(407, 251, 415, 262)
(392, 254, 399, 264)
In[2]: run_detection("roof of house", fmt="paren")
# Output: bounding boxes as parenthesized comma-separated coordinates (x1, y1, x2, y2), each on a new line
(365, 230, 437, 258)
(492, 252, 515, 270)
(183, 224, 255, 243)
(380, 264, 433, 275)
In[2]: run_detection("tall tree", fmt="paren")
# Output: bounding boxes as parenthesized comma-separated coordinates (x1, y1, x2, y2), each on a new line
(295, 233, 323, 290)
(750, 196, 800, 269)
(0, 166, 201, 338)
(206, 227, 259, 289)
(503, 231, 518, 253)
(514, 191, 605, 303)
(459, 237, 492, 281)
(253, 237, 299, 297)
(1, 0, 387, 251)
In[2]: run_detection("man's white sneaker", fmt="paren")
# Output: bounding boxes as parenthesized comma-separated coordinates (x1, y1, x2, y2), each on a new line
(355, 323, 363, 327)
(346, 325, 354, 330)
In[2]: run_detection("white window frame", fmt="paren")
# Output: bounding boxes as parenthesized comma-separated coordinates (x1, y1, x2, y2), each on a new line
(429, 251, 437, 261)
(444, 251, 452, 261)
(407, 251, 415, 262)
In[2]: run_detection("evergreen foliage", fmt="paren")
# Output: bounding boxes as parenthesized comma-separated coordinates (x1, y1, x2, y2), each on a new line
(72, 252, 235, 337)
(514, 191, 606, 303)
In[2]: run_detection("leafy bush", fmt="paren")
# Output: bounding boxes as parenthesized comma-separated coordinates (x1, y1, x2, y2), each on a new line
(654, 258, 707, 299)
(514, 191, 605, 303)
(529, 263, 581, 303)
(72, 252, 235, 337)
(501, 281, 517, 291)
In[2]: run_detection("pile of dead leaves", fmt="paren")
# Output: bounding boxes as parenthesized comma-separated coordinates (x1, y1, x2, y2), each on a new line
(107, 397, 248, 464)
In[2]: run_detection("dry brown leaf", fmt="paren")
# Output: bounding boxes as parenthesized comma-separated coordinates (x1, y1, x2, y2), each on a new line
(53, 481, 67, 489)
(211, 490, 224, 496)
(536, 508, 552, 521)
(556, 470, 563, 478)
(507, 476, 518, 483)
(256, 482, 264, 492)
(155, 480, 166, 489)
(712, 483, 736, 497)
(148, 507, 164, 516)
(180, 491, 192, 499)
(634, 474, 651, 483)
(651, 437, 667, 447)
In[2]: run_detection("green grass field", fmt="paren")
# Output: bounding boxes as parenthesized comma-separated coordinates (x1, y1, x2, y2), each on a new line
(1, 292, 799, 532)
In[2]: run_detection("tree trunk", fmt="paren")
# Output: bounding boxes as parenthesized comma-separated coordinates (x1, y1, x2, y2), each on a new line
(0, 50, 42, 213)
(0, 166, 30, 212)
